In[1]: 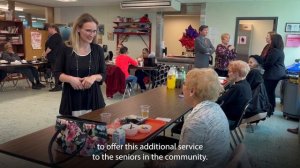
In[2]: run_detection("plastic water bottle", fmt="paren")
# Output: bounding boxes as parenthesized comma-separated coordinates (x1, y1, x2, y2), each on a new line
(181, 66, 186, 82)
(176, 67, 183, 88)
(167, 67, 176, 89)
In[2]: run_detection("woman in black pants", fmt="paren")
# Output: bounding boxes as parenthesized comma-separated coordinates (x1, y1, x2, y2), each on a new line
(262, 34, 286, 116)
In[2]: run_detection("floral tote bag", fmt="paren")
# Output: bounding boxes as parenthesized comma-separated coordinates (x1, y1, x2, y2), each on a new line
(48, 115, 108, 165)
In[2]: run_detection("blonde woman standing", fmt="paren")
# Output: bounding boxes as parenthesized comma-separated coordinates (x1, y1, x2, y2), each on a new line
(214, 33, 237, 77)
(55, 13, 106, 116)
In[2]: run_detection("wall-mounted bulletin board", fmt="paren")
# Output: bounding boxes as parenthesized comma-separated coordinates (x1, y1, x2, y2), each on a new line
(24, 28, 48, 60)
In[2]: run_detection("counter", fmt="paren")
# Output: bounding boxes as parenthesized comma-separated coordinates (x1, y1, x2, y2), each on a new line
(157, 56, 195, 70)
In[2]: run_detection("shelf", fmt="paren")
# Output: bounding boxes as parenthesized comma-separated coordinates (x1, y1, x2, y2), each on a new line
(113, 26, 150, 30)
(0, 43, 23, 45)
(113, 20, 151, 51)
(0, 33, 21, 35)
(0, 20, 24, 58)
(0, 20, 22, 23)
(114, 21, 151, 24)
(113, 32, 150, 35)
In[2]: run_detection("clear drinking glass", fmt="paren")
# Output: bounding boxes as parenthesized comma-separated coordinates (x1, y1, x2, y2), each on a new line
(140, 105, 150, 118)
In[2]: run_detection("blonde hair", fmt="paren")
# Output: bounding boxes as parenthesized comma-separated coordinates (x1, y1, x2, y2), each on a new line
(228, 60, 250, 78)
(70, 13, 99, 52)
(185, 68, 224, 102)
(221, 33, 230, 40)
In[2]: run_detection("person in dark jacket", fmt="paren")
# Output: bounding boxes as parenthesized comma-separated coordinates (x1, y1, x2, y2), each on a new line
(43, 24, 63, 92)
(262, 34, 286, 115)
(244, 69, 272, 118)
(194, 25, 215, 68)
(217, 60, 252, 127)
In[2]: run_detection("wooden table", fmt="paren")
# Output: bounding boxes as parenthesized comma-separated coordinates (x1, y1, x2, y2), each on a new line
(0, 62, 47, 70)
(0, 86, 191, 168)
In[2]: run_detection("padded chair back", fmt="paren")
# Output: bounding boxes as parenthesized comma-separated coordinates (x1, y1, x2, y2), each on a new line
(105, 65, 126, 98)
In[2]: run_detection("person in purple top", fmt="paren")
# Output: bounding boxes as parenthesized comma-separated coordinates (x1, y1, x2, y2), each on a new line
(214, 33, 237, 77)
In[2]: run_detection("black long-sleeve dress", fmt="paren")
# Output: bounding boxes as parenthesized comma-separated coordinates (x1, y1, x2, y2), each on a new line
(216, 79, 252, 121)
(55, 43, 106, 115)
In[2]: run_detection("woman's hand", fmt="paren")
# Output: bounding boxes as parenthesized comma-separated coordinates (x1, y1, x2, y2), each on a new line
(81, 75, 97, 89)
(69, 76, 84, 90)
(228, 45, 235, 51)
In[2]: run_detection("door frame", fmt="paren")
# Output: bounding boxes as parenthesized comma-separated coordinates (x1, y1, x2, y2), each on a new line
(234, 17, 278, 47)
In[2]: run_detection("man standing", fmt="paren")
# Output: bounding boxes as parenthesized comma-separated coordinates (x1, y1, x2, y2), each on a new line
(43, 24, 63, 92)
(194, 25, 215, 68)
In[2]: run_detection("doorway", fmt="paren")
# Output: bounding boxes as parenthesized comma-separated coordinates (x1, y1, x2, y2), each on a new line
(234, 17, 278, 61)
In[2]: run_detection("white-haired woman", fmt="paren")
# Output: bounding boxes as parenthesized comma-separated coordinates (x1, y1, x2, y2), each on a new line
(217, 60, 252, 127)
(149, 68, 231, 168)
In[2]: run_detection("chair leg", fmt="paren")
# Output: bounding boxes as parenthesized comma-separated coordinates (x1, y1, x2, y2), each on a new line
(238, 126, 244, 139)
(122, 84, 128, 100)
(12, 78, 18, 87)
(25, 78, 31, 88)
(234, 129, 242, 143)
(230, 131, 237, 146)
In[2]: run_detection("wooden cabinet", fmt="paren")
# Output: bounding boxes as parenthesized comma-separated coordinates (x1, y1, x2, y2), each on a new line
(0, 20, 24, 59)
(113, 21, 151, 51)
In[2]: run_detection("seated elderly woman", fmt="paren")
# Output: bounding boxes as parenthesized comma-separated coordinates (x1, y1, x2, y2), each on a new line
(149, 68, 231, 168)
(244, 68, 271, 119)
(217, 60, 252, 127)
(1, 42, 45, 89)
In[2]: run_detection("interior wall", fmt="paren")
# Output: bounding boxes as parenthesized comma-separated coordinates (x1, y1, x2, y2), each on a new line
(54, 6, 157, 58)
(163, 15, 200, 56)
(206, 1, 300, 66)
(239, 20, 274, 56)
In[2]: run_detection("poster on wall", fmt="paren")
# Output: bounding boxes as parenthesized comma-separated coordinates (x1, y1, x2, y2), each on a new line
(31, 31, 42, 49)
(286, 34, 300, 47)
(107, 32, 114, 41)
(98, 24, 104, 35)
(238, 36, 247, 45)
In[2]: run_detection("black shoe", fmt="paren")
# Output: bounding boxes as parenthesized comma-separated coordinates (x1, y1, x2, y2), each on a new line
(49, 85, 62, 92)
(36, 82, 46, 88)
(287, 128, 299, 134)
(32, 84, 41, 90)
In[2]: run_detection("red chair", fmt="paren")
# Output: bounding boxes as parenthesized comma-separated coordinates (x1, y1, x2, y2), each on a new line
(105, 65, 125, 98)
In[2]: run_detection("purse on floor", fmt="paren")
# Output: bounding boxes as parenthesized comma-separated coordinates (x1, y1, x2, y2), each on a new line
(48, 115, 108, 165)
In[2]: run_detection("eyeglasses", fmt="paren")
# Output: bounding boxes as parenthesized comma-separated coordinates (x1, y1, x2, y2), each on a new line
(83, 29, 97, 34)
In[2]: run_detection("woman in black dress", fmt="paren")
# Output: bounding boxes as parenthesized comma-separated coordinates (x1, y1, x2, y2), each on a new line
(55, 13, 106, 116)
(262, 34, 286, 115)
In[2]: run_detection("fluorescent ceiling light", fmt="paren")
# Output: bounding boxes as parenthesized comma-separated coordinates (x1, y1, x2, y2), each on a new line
(121, 1, 171, 8)
(56, 0, 77, 2)
(120, 0, 181, 11)
(0, 5, 23, 11)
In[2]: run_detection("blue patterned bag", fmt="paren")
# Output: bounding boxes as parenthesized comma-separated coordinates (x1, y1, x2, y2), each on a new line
(48, 116, 108, 165)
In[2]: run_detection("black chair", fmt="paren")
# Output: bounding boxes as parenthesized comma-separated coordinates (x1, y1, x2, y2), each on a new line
(230, 100, 251, 147)
(170, 116, 184, 136)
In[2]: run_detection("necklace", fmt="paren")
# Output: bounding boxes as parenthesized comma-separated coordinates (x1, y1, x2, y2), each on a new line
(75, 51, 92, 77)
